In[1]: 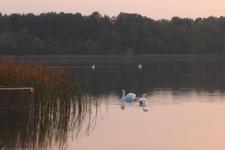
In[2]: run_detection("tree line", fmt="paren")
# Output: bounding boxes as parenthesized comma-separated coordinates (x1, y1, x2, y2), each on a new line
(0, 12, 225, 55)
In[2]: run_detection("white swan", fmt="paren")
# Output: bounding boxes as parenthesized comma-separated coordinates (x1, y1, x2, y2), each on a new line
(122, 90, 136, 102)
(138, 64, 142, 70)
(91, 64, 95, 70)
(121, 90, 136, 109)
(139, 94, 148, 112)
(139, 94, 147, 106)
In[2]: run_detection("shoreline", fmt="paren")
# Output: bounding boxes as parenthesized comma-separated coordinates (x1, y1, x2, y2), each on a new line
(1, 55, 225, 65)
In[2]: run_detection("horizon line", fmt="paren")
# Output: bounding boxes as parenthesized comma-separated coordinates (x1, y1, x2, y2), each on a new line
(0, 11, 224, 20)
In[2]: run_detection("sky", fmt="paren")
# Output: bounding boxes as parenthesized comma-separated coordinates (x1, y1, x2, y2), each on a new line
(1, 0, 225, 19)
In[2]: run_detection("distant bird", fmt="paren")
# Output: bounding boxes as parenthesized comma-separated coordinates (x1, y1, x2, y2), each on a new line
(91, 64, 95, 70)
(121, 90, 136, 109)
(138, 64, 142, 70)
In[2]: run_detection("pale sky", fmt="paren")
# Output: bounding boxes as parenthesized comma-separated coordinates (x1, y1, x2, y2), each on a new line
(1, 0, 225, 19)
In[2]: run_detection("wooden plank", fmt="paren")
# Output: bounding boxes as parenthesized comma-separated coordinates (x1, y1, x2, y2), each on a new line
(0, 87, 34, 92)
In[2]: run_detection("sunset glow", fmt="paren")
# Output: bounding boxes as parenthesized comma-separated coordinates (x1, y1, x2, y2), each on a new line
(1, 0, 225, 19)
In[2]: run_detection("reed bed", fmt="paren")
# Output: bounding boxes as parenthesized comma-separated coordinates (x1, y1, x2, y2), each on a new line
(0, 60, 97, 149)
(0, 59, 73, 98)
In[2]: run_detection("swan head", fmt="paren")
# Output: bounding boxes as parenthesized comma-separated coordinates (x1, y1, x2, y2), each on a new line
(121, 90, 125, 93)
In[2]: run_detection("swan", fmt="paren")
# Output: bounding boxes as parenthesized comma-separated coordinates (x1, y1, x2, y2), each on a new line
(138, 64, 142, 70)
(121, 90, 136, 109)
(139, 94, 147, 106)
(91, 64, 95, 70)
(139, 94, 148, 112)
(122, 90, 136, 102)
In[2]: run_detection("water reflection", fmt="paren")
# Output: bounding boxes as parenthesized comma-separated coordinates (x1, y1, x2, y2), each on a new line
(0, 90, 98, 150)
(2, 60, 225, 149)
(2, 88, 225, 150)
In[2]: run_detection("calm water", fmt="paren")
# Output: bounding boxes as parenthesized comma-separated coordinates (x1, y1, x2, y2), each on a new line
(2, 60, 225, 150)
(70, 93, 225, 150)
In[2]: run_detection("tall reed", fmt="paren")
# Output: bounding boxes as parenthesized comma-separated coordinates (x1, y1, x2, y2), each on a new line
(0, 59, 72, 98)
(0, 60, 97, 149)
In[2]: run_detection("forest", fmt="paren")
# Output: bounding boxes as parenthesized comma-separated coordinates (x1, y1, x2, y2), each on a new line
(0, 12, 225, 55)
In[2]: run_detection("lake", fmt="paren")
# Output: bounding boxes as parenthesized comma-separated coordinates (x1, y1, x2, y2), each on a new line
(1, 57, 225, 150)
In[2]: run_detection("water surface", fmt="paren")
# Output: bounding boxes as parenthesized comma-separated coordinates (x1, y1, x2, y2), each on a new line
(63, 61, 225, 150)
(2, 60, 225, 150)
(71, 92, 225, 150)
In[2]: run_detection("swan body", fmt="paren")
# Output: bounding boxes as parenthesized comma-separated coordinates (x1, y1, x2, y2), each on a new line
(91, 64, 95, 70)
(138, 64, 142, 70)
(121, 90, 136, 109)
(122, 90, 136, 102)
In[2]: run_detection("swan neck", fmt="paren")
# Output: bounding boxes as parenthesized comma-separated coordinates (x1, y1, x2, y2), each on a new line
(122, 91, 125, 99)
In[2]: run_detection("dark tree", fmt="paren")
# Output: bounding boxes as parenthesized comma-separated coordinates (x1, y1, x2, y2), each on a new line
(0, 12, 225, 55)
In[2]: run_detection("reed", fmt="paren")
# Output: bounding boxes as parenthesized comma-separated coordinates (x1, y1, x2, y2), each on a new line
(0, 60, 98, 149)
(0, 59, 73, 99)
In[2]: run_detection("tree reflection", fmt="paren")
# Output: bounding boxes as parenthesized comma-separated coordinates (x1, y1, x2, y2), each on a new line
(0, 90, 98, 150)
